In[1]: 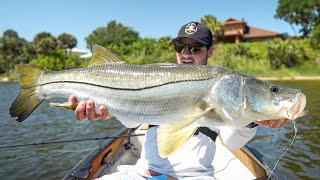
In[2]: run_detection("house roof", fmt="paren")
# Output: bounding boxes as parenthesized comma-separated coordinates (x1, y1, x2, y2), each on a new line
(67, 48, 90, 54)
(223, 17, 282, 39)
(80, 52, 92, 59)
(244, 26, 282, 39)
(224, 18, 245, 25)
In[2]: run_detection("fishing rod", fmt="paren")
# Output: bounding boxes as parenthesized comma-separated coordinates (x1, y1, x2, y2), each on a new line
(0, 133, 145, 149)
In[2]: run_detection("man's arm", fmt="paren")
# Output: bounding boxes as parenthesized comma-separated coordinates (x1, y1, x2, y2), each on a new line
(219, 119, 291, 150)
(218, 126, 257, 150)
(254, 119, 291, 128)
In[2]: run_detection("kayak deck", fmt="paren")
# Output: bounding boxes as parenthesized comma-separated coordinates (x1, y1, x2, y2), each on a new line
(63, 126, 269, 179)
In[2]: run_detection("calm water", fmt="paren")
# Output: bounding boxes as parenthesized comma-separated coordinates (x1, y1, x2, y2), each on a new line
(0, 81, 319, 179)
(0, 82, 123, 179)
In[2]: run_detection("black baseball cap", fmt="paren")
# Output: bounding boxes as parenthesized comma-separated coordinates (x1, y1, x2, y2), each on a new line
(172, 22, 213, 46)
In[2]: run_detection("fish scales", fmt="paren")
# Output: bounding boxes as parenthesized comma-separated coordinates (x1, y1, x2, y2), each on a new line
(35, 64, 228, 124)
(38, 63, 227, 90)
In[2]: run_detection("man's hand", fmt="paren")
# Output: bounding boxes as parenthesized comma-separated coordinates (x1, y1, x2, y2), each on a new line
(254, 119, 291, 128)
(68, 95, 111, 121)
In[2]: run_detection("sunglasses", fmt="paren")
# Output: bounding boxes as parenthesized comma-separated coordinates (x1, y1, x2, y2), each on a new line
(173, 42, 205, 54)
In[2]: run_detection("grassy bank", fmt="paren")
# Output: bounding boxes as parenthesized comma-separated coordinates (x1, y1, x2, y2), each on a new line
(208, 39, 320, 77)
(1, 39, 319, 82)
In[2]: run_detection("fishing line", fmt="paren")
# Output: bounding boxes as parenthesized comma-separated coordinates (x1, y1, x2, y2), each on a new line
(268, 120, 297, 180)
(51, 146, 100, 153)
(214, 157, 236, 174)
(0, 134, 145, 149)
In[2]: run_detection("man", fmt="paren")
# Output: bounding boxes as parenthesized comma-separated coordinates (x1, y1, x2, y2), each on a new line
(68, 22, 289, 179)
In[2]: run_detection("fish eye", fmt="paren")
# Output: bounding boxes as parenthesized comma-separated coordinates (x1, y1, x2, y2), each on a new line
(270, 85, 279, 93)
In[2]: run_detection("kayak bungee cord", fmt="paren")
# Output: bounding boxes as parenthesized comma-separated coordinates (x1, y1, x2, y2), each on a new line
(0, 133, 145, 149)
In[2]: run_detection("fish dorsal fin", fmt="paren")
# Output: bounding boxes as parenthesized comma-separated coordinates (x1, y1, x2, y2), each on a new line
(88, 44, 125, 67)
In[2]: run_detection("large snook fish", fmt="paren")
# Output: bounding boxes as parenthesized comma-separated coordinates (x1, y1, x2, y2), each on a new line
(10, 45, 307, 157)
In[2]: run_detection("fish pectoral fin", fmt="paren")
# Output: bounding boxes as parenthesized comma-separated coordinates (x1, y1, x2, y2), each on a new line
(88, 45, 125, 67)
(50, 102, 77, 110)
(157, 122, 199, 158)
(157, 101, 219, 157)
(157, 106, 210, 158)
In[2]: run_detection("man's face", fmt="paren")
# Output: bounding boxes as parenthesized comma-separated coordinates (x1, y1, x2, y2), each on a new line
(175, 38, 213, 65)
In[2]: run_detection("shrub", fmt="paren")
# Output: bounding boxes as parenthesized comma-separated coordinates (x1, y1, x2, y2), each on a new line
(64, 54, 87, 69)
(228, 44, 253, 58)
(30, 49, 86, 70)
(31, 55, 65, 70)
(266, 40, 307, 69)
(107, 37, 175, 64)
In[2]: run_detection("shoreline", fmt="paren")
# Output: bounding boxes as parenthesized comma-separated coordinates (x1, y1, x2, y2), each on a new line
(259, 76, 320, 81)
(0, 77, 14, 82)
(1, 76, 320, 83)
(0, 77, 16, 82)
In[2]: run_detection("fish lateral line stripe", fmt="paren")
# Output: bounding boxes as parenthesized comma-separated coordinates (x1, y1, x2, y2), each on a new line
(31, 78, 214, 91)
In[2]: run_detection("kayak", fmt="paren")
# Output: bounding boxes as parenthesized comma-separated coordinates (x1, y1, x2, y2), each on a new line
(63, 125, 271, 179)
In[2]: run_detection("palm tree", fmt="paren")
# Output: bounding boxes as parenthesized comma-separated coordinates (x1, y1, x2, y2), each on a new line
(200, 14, 224, 42)
(33, 32, 58, 55)
(58, 33, 77, 53)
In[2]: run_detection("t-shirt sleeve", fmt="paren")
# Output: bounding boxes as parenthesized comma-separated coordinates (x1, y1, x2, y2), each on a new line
(218, 126, 257, 150)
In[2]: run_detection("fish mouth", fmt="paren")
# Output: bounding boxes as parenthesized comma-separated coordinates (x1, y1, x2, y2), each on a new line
(287, 93, 307, 120)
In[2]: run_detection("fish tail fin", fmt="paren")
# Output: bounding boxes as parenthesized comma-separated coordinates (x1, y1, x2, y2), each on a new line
(15, 64, 42, 88)
(10, 88, 43, 122)
(10, 64, 44, 122)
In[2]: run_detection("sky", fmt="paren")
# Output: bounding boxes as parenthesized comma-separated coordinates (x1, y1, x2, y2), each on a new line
(1, 0, 299, 50)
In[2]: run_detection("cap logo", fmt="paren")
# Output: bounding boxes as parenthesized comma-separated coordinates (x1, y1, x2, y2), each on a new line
(184, 23, 197, 34)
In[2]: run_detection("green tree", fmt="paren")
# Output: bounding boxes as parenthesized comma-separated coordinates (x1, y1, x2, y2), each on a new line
(122, 36, 175, 64)
(57, 33, 77, 52)
(130, 38, 157, 56)
(156, 36, 172, 52)
(0, 29, 32, 73)
(275, 0, 320, 37)
(86, 20, 140, 50)
(310, 24, 320, 49)
(200, 14, 224, 40)
(0, 51, 4, 73)
(33, 32, 58, 55)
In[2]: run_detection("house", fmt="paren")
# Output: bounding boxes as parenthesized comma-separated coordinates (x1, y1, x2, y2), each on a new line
(217, 18, 283, 44)
(67, 48, 92, 59)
